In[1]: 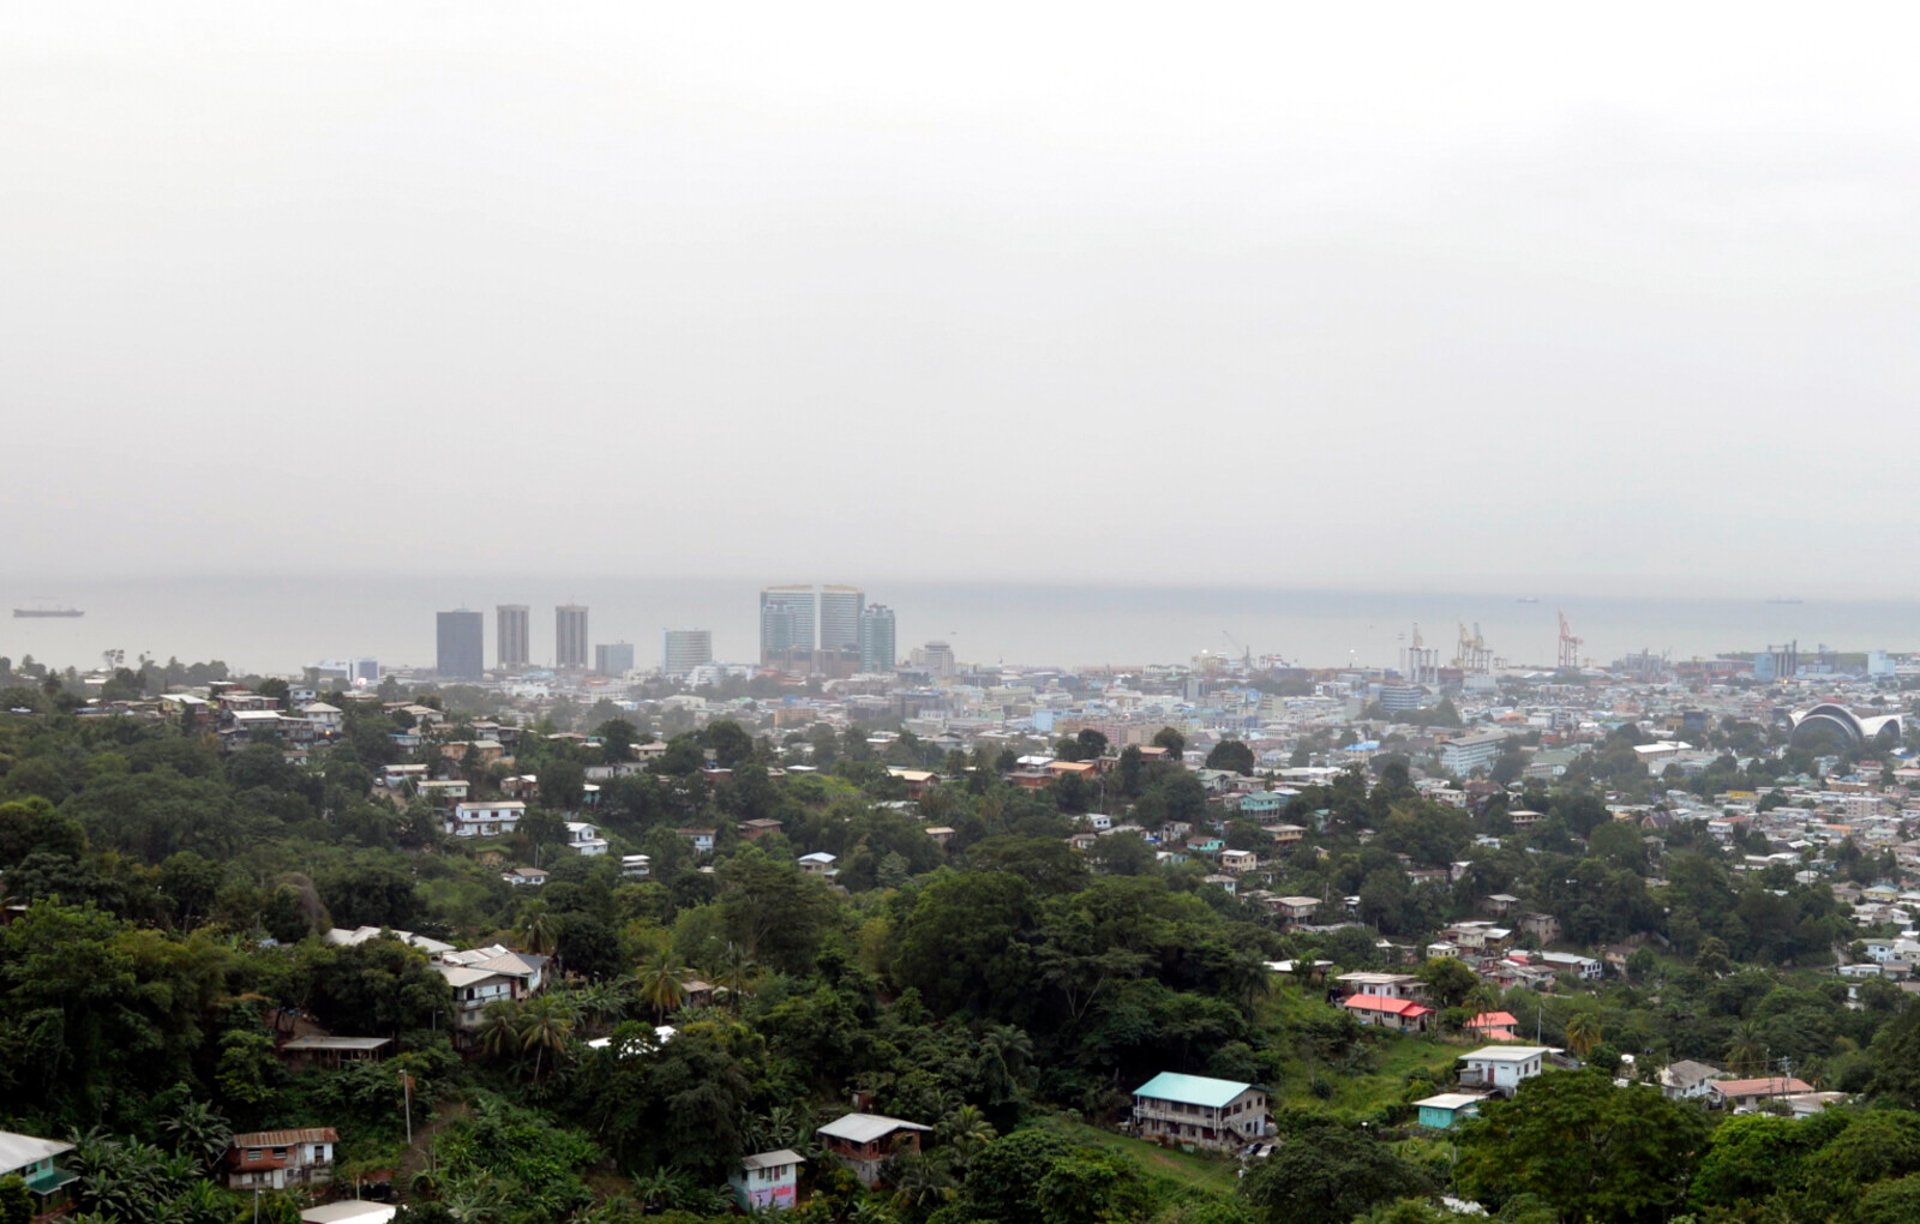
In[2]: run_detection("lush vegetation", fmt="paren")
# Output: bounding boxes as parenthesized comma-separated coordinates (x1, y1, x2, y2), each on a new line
(1, 663, 1919, 1222)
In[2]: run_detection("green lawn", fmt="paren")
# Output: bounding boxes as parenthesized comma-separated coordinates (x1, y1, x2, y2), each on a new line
(1034, 1116, 1242, 1199)
(1260, 982, 1469, 1122)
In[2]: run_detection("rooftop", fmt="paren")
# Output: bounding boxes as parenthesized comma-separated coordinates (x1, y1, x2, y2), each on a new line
(1132, 1071, 1257, 1109)
(816, 1113, 932, 1145)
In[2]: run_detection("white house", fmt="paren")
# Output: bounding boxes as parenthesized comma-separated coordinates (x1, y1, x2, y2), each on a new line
(445, 801, 525, 838)
(798, 851, 840, 879)
(1459, 1046, 1555, 1094)
(1539, 951, 1604, 981)
(621, 854, 652, 878)
(563, 821, 609, 856)
(298, 701, 345, 732)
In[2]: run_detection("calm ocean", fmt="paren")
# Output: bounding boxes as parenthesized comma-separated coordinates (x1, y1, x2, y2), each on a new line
(2, 576, 1914, 677)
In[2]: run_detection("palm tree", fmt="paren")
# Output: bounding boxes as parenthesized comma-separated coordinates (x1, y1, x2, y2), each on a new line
(974, 1023, 1034, 1108)
(1564, 1011, 1603, 1060)
(637, 949, 689, 1021)
(938, 1104, 996, 1171)
(517, 992, 578, 1082)
(475, 999, 521, 1061)
(1727, 1021, 1767, 1075)
(712, 941, 759, 1011)
(574, 979, 630, 1032)
(889, 1151, 957, 1212)
(159, 1100, 232, 1171)
(518, 901, 559, 957)
(629, 1165, 695, 1213)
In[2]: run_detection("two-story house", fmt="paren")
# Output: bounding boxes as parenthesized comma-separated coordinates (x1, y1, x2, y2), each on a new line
(444, 800, 526, 838)
(1131, 1072, 1269, 1152)
(563, 821, 609, 856)
(224, 1128, 338, 1191)
(816, 1114, 931, 1188)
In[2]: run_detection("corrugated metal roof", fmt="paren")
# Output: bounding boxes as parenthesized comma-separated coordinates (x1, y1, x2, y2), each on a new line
(816, 1113, 931, 1144)
(233, 1128, 337, 1147)
(1131, 1072, 1255, 1108)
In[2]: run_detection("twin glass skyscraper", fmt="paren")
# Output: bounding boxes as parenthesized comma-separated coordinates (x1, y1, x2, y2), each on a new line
(760, 584, 895, 673)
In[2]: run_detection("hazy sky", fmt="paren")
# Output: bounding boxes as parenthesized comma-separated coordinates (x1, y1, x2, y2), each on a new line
(7, 3, 1918, 594)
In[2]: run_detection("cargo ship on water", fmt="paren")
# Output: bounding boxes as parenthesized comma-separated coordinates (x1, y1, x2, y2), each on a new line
(12, 599, 84, 618)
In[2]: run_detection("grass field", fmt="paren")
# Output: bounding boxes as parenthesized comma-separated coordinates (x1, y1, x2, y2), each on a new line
(1034, 1116, 1243, 1199)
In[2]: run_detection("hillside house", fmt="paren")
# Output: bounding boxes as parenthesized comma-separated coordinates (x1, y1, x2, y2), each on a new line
(0, 1130, 76, 1218)
(1343, 994, 1435, 1033)
(225, 1128, 337, 1191)
(1710, 1076, 1816, 1111)
(730, 1149, 804, 1212)
(1459, 1046, 1555, 1094)
(444, 801, 525, 838)
(1131, 1072, 1269, 1152)
(816, 1114, 931, 1187)
(1414, 1092, 1487, 1130)
(563, 821, 609, 856)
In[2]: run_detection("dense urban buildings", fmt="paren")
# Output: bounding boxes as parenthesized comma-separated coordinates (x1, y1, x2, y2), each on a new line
(555, 604, 589, 670)
(594, 642, 634, 677)
(434, 609, 484, 680)
(496, 604, 530, 669)
(662, 629, 712, 677)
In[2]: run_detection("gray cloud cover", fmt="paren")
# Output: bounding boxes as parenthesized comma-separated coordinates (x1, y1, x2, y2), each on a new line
(5, 2, 1916, 593)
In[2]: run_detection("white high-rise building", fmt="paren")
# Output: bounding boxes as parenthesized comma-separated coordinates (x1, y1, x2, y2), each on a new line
(663, 629, 713, 677)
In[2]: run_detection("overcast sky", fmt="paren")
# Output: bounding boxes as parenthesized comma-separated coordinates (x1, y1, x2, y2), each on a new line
(6, 3, 1918, 595)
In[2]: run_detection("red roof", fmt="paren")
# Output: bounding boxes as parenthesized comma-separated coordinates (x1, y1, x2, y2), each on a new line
(1468, 1012, 1520, 1029)
(1344, 994, 1435, 1018)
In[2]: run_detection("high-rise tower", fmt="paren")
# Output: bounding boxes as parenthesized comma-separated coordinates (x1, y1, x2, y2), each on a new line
(759, 585, 816, 668)
(556, 604, 589, 670)
(436, 609, 484, 680)
(497, 604, 530, 669)
(858, 604, 896, 673)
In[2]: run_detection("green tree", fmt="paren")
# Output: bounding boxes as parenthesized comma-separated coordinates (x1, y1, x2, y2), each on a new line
(1205, 740, 1256, 775)
(1415, 957, 1478, 1010)
(1454, 1072, 1707, 1222)
(1240, 1119, 1431, 1224)
(1564, 1012, 1603, 1060)
(1151, 727, 1187, 761)
(0, 1176, 32, 1224)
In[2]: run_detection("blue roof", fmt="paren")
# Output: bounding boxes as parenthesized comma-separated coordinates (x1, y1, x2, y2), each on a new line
(1132, 1072, 1255, 1108)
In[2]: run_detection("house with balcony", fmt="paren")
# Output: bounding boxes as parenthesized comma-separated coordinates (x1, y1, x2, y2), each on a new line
(1218, 849, 1259, 874)
(224, 1128, 338, 1191)
(1131, 1072, 1269, 1152)
(816, 1114, 931, 1187)
(1458, 1046, 1555, 1095)
(798, 852, 840, 879)
(0, 1130, 77, 1219)
(1272, 896, 1321, 926)
(1334, 972, 1426, 1001)
(563, 821, 609, 856)
(444, 800, 525, 839)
